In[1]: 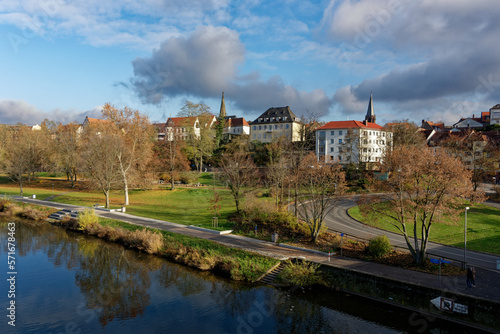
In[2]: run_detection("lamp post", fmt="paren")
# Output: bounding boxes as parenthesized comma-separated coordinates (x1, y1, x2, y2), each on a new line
(464, 206, 469, 268)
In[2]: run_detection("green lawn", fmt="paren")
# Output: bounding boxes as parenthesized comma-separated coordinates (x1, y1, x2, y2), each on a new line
(0, 173, 237, 228)
(349, 203, 500, 255)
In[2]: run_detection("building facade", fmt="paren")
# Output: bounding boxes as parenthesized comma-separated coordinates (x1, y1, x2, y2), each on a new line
(250, 106, 302, 143)
(315, 94, 392, 164)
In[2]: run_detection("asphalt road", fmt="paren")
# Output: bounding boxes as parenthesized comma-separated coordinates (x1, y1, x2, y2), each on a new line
(324, 196, 500, 271)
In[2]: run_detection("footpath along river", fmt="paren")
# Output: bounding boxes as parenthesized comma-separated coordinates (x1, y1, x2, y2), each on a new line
(0, 219, 486, 333)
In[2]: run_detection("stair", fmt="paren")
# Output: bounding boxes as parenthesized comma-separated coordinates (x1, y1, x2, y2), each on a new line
(259, 262, 286, 285)
(49, 209, 81, 221)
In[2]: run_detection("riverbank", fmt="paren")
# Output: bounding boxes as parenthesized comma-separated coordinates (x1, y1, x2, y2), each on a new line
(6, 196, 500, 332)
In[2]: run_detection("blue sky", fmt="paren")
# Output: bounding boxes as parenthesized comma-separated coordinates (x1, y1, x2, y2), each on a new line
(1, 0, 499, 126)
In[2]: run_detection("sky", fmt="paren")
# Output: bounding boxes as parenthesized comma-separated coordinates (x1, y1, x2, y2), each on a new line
(1, 0, 500, 126)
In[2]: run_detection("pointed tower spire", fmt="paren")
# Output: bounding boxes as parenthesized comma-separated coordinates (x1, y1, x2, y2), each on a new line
(219, 92, 226, 118)
(365, 91, 376, 123)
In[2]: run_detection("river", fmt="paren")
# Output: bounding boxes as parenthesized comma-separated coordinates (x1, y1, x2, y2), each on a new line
(0, 219, 478, 333)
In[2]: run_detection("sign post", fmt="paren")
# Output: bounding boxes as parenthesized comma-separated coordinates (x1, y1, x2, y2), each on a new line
(340, 233, 344, 257)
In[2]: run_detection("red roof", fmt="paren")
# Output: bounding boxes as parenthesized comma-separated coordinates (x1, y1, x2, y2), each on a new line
(316, 120, 384, 130)
(227, 117, 249, 127)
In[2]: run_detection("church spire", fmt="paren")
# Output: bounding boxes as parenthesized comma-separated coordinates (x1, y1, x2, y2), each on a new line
(365, 91, 376, 123)
(219, 92, 226, 118)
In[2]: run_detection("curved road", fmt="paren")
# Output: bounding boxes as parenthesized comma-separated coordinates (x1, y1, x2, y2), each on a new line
(325, 196, 500, 271)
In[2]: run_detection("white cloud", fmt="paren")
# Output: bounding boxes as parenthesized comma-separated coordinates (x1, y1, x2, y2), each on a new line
(0, 100, 101, 125)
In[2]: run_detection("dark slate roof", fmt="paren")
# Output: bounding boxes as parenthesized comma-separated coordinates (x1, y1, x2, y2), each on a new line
(253, 106, 300, 123)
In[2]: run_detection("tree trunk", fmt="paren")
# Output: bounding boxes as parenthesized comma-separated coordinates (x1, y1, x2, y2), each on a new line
(124, 178, 129, 206)
(234, 192, 240, 214)
(19, 181, 23, 196)
(171, 174, 175, 190)
(105, 190, 110, 209)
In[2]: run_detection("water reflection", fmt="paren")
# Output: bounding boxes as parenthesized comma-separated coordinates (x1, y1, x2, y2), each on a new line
(0, 220, 474, 334)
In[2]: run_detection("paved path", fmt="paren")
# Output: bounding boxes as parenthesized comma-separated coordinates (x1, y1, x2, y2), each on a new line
(324, 195, 500, 271)
(11, 195, 500, 306)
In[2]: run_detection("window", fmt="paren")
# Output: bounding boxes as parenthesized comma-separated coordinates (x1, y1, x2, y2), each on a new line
(338, 155, 342, 161)
(319, 131, 325, 137)
(339, 130, 343, 135)
(258, 125, 262, 130)
(283, 117, 287, 121)
(259, 118, 263, 122)
(252, 134, 256, 139)
(253, 126, 256, 130)
(258, 134, 261, 139)
(263, 133, 267, 139)
(286, 124, 289, 129)
(264, 125, 267, 130)
(339, 139, 342, 144)
(330, 147, 334, 152)
(331, 131, 335, 136)
(274, 124, 278, 129)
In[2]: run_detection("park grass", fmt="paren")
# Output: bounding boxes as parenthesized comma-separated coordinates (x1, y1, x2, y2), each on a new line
(349, 203, 500, 255)
(51, 186, 237, 227)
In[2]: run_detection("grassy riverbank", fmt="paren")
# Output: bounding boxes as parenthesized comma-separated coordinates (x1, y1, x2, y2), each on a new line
(0, 197, 277, 282)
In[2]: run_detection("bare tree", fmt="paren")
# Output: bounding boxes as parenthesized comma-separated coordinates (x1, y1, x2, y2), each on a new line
(219, 151, 257, 214)
(297, 153, 345, 243)
(179, 101, 216, 173)
(3, 126, 50, 195)
(102, 103, 154, 205)
(442, 131, 497, 192)
(152, 138, 190, 190)
(384, 120, 427, 148)
(81, 124, 122, 208)
(54, 123, 81, 188)
(361, 146, 483, 265)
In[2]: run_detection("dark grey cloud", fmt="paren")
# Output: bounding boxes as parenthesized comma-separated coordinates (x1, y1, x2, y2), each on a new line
(324, 0, 500, 121)
(131, 25, 332, 116)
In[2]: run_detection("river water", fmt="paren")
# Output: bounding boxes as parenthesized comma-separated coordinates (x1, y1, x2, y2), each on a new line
(0, 220, 476, 333)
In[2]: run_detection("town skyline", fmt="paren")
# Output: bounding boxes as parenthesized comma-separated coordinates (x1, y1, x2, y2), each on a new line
(1, 1, 499, 126)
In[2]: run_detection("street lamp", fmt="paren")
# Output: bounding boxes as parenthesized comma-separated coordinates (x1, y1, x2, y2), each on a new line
(464, 206, 469, 268)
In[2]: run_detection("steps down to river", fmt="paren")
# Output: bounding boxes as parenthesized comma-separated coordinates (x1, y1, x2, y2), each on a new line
(49, 209, 81, 221)
(258, 262, 286, 286)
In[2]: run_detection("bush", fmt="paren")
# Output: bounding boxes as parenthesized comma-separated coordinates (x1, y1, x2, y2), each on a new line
(179, 173, 198, 184)
(77, 209, 99, 232)
(127, 229, 164, 254)
(278, 259, 323, 287)
(368, 235, 392, 258)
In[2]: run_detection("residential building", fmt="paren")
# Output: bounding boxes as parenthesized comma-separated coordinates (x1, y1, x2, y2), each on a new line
(152, 122, 166, 141)
(315, 94, 392, 164)
(490, 104, 500, 125)
(250, 106, 302, 143)
(452, 117, 484, 129)
(165, 115, 216, 141)
(217, 92, 249, 137)
(224, 116, 249, 135)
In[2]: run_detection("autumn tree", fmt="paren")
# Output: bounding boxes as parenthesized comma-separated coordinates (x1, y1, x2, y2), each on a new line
(219, 151, 257, 214)
(442, 131, 497, 191)
(384, 120, 427, 148)
(360, 146, 482, 265)
(81, 123, 122, 208)
(3, 126, 50, 195)
(102, 103, 154, 205)
(152, 138, 190, 190)
(296, 153, 345, 243)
